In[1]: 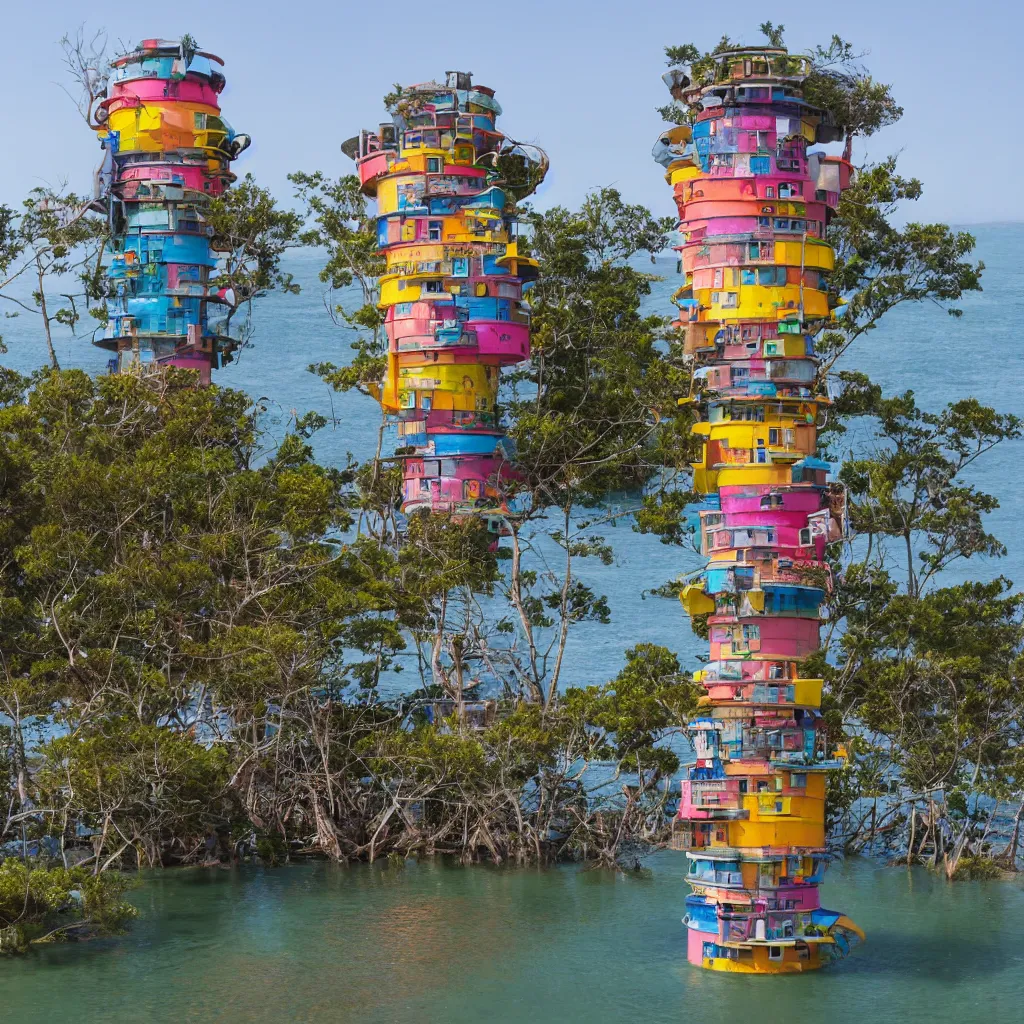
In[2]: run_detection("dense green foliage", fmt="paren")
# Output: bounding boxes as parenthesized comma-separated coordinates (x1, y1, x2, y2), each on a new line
(0, 364, 700, 901)
(510, 188, 694, 504)
(0, 30, 1016, 969)
(0, 861, 135, 953)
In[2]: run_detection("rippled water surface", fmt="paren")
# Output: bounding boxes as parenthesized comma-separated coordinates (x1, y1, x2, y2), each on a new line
(4, 857, 1024, 1024)
(2, 225, 1023, 1021)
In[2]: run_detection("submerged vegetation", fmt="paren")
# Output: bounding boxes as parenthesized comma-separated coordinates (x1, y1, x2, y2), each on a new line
(0, 861, 135, 953)
(0, 23, 1018, 954)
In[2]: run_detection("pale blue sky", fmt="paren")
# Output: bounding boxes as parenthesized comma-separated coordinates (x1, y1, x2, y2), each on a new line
(2, 0, 1016, 223)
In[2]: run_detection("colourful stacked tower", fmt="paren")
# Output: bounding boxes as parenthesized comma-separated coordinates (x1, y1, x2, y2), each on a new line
(91, 38, 250, 382)
(345, 72, 546, 519)
(654, 46, 865, 972)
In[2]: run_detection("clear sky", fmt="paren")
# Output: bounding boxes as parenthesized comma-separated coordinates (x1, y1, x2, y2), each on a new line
(2, 0, 1017, 224)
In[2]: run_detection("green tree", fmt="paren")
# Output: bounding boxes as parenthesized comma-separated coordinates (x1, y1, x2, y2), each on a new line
(0, 368, 403, 868)
(826, 577, 1024, 877)
(838, 390, 1020, 597)
(36, 724, 232, 870)
(204, 174, 303, 344)
(816, 388, 1021, 876)
(0, 861, 136, 954)
(491, 189, 695, 706)
(802, 35, 904, 146)
(0, 363, 693, 878)
(817, 159, 983, 373)
(0, 188, 106, 368)
(759, 21, 786, 47)
(296, 180, 696, 709)
(289, 171, 386, 395)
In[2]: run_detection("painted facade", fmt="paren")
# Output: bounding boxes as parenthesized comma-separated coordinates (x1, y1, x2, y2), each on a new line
(345, 72, 546, 519)
(91, 39, 250, 382)
(655, 46, 865, 973)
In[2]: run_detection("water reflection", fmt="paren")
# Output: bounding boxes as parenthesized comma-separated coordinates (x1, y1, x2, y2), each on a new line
(6, 858, 1024, 1024)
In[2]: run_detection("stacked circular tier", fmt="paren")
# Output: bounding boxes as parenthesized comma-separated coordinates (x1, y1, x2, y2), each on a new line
(92, 38, 250, 383)
(345, 71, 546, 521)
(654, 47, 864, 973)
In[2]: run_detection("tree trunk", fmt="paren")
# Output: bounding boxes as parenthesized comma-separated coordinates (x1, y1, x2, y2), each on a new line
(312, 791, 344, 861)
(906, 801, 916, 866)
(904, 530, 916, 599)
(545, 504, 574, 710)
(999, 795, 1024, 868)
(36, 256, 60, 370)
(507, 524, 544, 703)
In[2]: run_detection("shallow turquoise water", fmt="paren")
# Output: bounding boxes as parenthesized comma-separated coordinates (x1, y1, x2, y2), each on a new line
(2, 226, 1022, 1020)
(3, 856, 1023, 1024)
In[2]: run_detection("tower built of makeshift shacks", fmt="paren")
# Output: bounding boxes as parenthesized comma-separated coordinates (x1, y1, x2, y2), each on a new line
(345, 73, 546, 527)
(654, 45, 865, 973)
(91, 38, 250, 382)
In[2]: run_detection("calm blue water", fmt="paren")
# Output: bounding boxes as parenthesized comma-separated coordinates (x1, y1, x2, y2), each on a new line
(2, 226, 1022, 1021)
(3, 224, 1021, 685)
